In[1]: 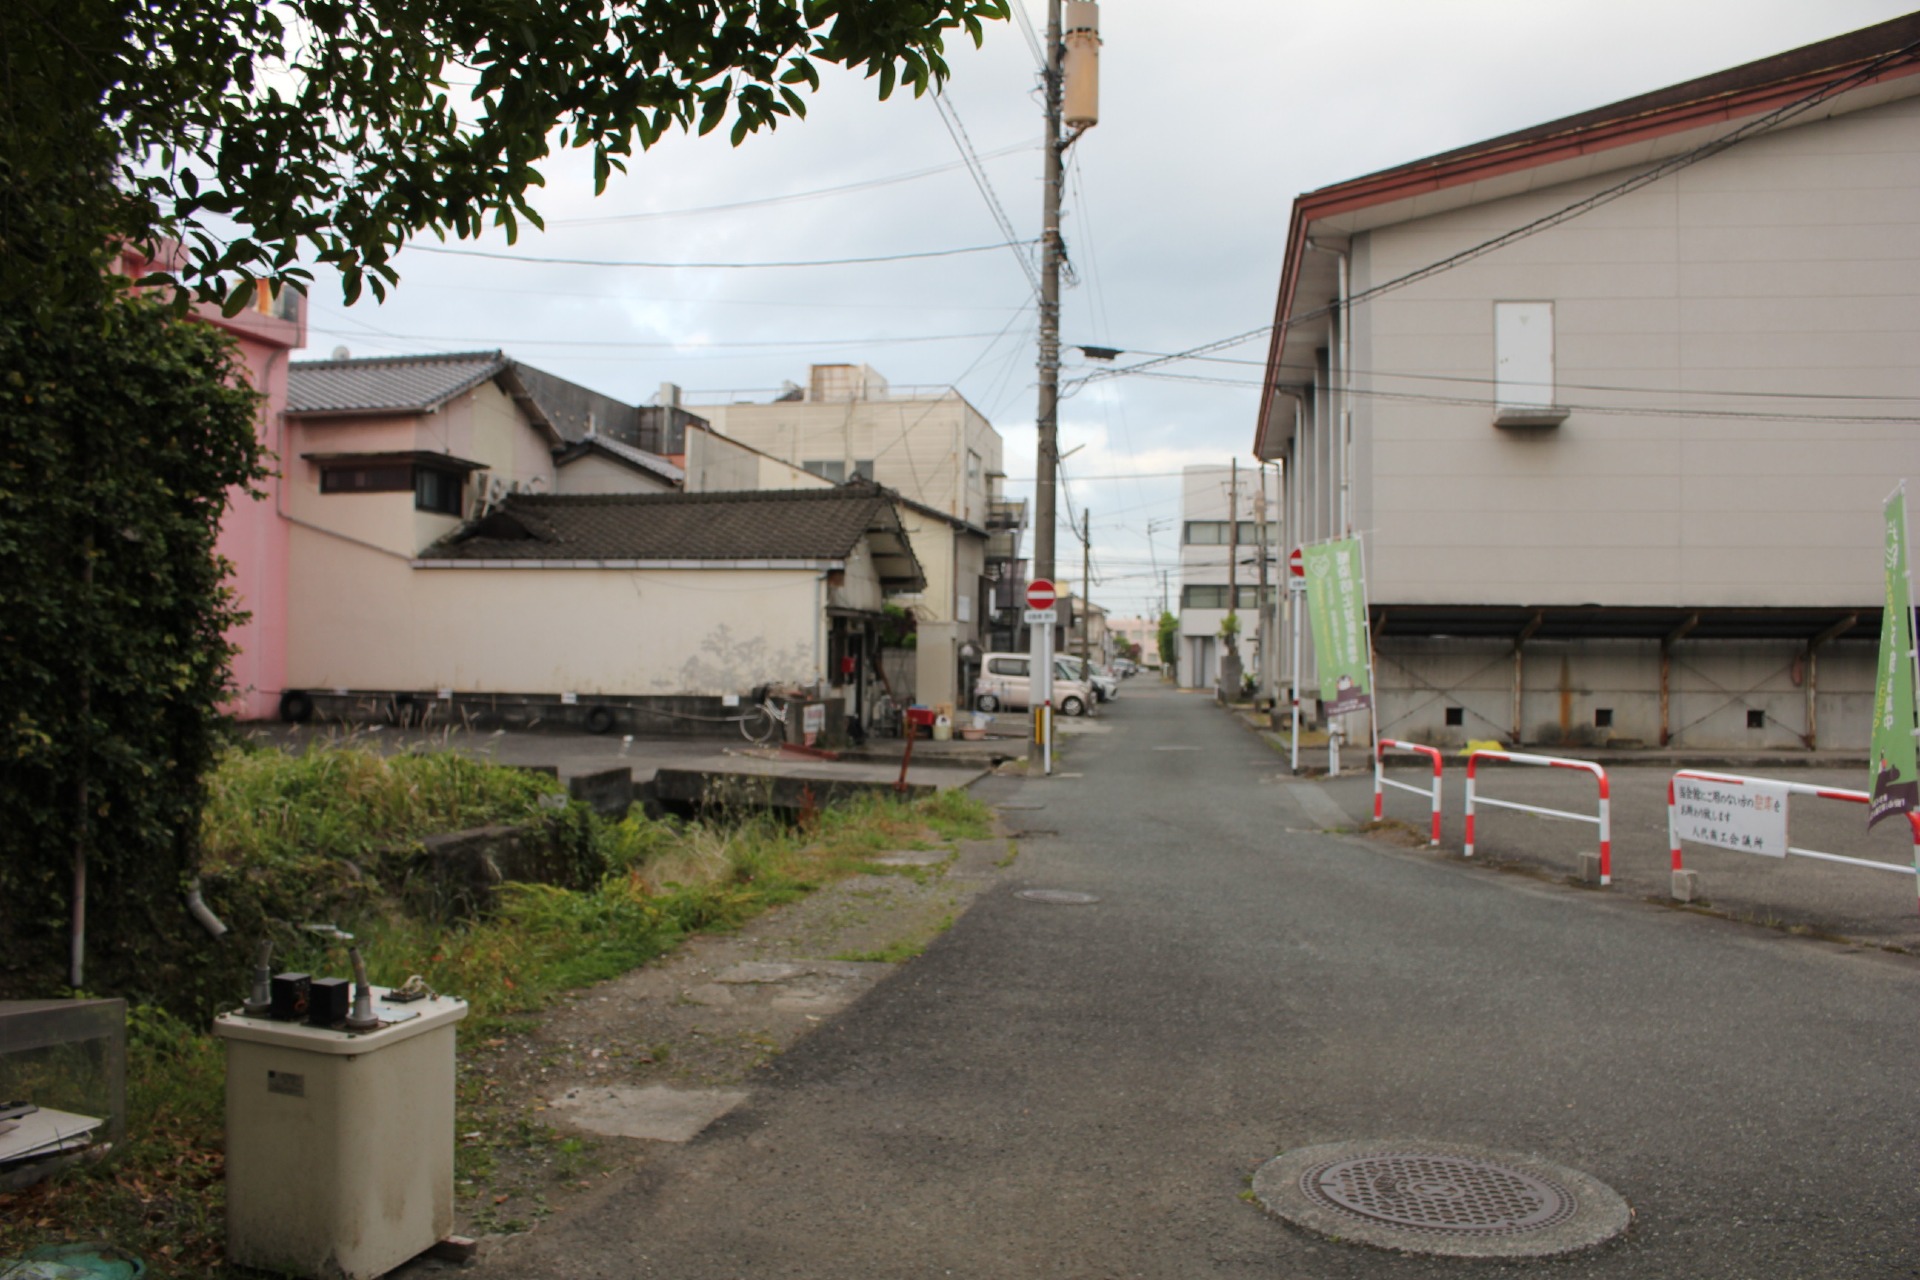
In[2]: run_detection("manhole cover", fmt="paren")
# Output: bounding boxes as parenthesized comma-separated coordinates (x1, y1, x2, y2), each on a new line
(1301, 1153, 1573, 1234)
(1014, 889, 1099, 905)
(1252, 1141, 1629, 1259)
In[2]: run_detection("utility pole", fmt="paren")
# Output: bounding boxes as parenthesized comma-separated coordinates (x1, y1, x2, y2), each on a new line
(1032, 0, 1100, 588)
(1028, 0, 1098, 773)
(1032, 0, 1065, 588)
(1255, 468, 1270, 703)
(1080, 509, 1092, 669)
(1227, 460, 1239, 641)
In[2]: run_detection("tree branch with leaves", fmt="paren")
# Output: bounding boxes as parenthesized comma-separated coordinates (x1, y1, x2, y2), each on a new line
(3, 0, 1009, 311)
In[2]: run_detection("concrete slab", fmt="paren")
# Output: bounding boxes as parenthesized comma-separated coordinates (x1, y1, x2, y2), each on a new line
(867, 850, 948, 867)
(714, 961, 808, 984)
(546, 1085, 748, 1143)
(769, 989, 855, 1015)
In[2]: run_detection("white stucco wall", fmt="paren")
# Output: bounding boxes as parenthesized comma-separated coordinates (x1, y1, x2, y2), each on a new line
(288, 545, 842, 695)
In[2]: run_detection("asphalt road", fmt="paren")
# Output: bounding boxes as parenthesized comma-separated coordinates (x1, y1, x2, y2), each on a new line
(486, 681, 1919, 1278)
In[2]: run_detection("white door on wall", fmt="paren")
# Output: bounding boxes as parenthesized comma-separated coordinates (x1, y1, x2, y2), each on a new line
(1189, 636, 1217, 689)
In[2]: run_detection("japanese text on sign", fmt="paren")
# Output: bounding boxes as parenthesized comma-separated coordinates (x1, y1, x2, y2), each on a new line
(1673, 778, 1788, 857)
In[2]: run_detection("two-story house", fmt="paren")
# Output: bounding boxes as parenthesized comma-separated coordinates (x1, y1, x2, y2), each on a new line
(1253, 13, 1920, 750)
(275, 351, 925, 734)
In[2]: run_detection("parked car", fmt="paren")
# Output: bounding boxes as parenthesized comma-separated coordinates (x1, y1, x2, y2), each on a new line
(1111, 658, 1138, 678)
(973, 653, 1096, 716)
(1057, 654, 1119, 702)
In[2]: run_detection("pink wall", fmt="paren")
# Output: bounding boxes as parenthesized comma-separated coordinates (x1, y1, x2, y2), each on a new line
(207, 305, 303, 720)
(117, 246, 307, 720)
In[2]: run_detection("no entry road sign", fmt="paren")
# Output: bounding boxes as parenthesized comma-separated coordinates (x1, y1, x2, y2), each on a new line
(1026, 578, 1058, 610)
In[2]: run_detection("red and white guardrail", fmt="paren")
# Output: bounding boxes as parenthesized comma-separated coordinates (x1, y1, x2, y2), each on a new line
(1667, 770, 1920, 905)
(1374, 739, 1443, 847)
(1464, 749, 1613, 885)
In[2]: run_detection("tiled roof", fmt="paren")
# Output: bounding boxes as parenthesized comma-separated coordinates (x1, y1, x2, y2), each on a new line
(419, 489, 923, 588)
(288, 351, 507, 415)
(510, 362, 641, 443)
(553, 436, 685, 484)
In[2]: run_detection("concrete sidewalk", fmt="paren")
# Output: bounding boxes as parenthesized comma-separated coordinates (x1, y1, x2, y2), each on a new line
(240, 722, 991, 796)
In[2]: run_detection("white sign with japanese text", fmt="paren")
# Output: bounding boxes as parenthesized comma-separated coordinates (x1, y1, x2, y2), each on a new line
(1673, 777, 1789, 857)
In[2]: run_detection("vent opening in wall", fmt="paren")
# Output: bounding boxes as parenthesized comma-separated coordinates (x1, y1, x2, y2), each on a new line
(1748, 709, 1766, 729)
(1594, 709, 1612, 728)
(1445, 707, 1465, 727)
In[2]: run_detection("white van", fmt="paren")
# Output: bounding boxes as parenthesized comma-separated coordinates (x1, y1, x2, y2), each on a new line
(973, 653, 1096, 716)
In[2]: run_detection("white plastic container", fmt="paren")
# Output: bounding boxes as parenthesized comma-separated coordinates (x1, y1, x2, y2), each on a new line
(932, 713, 953, 741)
(214, 991, 467, 1279)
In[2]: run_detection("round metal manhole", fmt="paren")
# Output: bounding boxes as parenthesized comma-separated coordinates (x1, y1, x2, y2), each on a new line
(1252, 1141, 1629, 1259)
(1014, 889, 1100, 905)
(1300, 1153, 1574, 1234)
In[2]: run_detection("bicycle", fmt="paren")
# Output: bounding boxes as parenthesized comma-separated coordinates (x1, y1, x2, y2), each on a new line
(738, 686, 789, 745)
(865, 689, 899, 740)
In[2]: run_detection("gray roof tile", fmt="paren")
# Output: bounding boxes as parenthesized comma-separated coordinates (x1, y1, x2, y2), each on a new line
(288, 351, 507, 415)
(420, 489, 923, 589)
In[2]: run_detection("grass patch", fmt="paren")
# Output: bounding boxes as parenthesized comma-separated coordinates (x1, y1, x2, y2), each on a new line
(832, 914, 955, 965)
(1, 753, 990, 1276)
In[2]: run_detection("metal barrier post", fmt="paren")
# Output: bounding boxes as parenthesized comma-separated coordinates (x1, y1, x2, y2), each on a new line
(1666, 770, 1920, 912)
(1374, 739, 1443, 846)
(1463, 749, 1612, 884)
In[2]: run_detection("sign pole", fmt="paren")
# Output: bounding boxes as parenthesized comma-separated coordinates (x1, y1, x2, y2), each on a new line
(1290, 581, 1304, 774)
(1288, 547, 1304, 774)
(1025, 579, 1059, 777)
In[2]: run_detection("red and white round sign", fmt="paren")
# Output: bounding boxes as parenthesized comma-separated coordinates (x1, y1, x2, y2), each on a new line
(1289, 547, 1305, 578)
(1026, 578, 1058, 609)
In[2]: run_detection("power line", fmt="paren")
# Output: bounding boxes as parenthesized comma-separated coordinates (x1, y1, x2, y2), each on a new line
(1081, 349, 1920, 404)
(1008, 0, 1047, 68)
(1099, 369, 1920, 425)
(1004, 469, 1196, 482)
(547, 140, 1038, 226)
(406, 240, 1034, 270)
(932, 90, 1041, 296)
(300, 325, 1019, 352)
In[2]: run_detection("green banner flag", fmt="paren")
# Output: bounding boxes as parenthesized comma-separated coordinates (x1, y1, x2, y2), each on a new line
(1869, 487, 1919, 829)
(1302, 537, 1372, 718)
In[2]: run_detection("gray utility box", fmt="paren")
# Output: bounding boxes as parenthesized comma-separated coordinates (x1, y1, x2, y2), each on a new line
(213, 991, 468, 1279)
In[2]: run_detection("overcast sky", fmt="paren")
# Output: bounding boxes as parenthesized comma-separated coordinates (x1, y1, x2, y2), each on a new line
(299, 1, 1916, 619)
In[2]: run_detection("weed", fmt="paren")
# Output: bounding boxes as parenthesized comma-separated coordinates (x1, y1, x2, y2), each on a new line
(832, 938, 928, 964)
(996, 840, 1020, 868)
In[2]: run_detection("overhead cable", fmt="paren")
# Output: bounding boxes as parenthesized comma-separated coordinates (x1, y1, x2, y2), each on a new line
(548, 140, 1038, 226)
(406, 241, 1033, 269)
(932, 90, 1041, 296)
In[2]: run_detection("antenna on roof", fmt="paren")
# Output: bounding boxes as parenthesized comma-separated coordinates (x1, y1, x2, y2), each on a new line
(331, 345, 351, 360)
